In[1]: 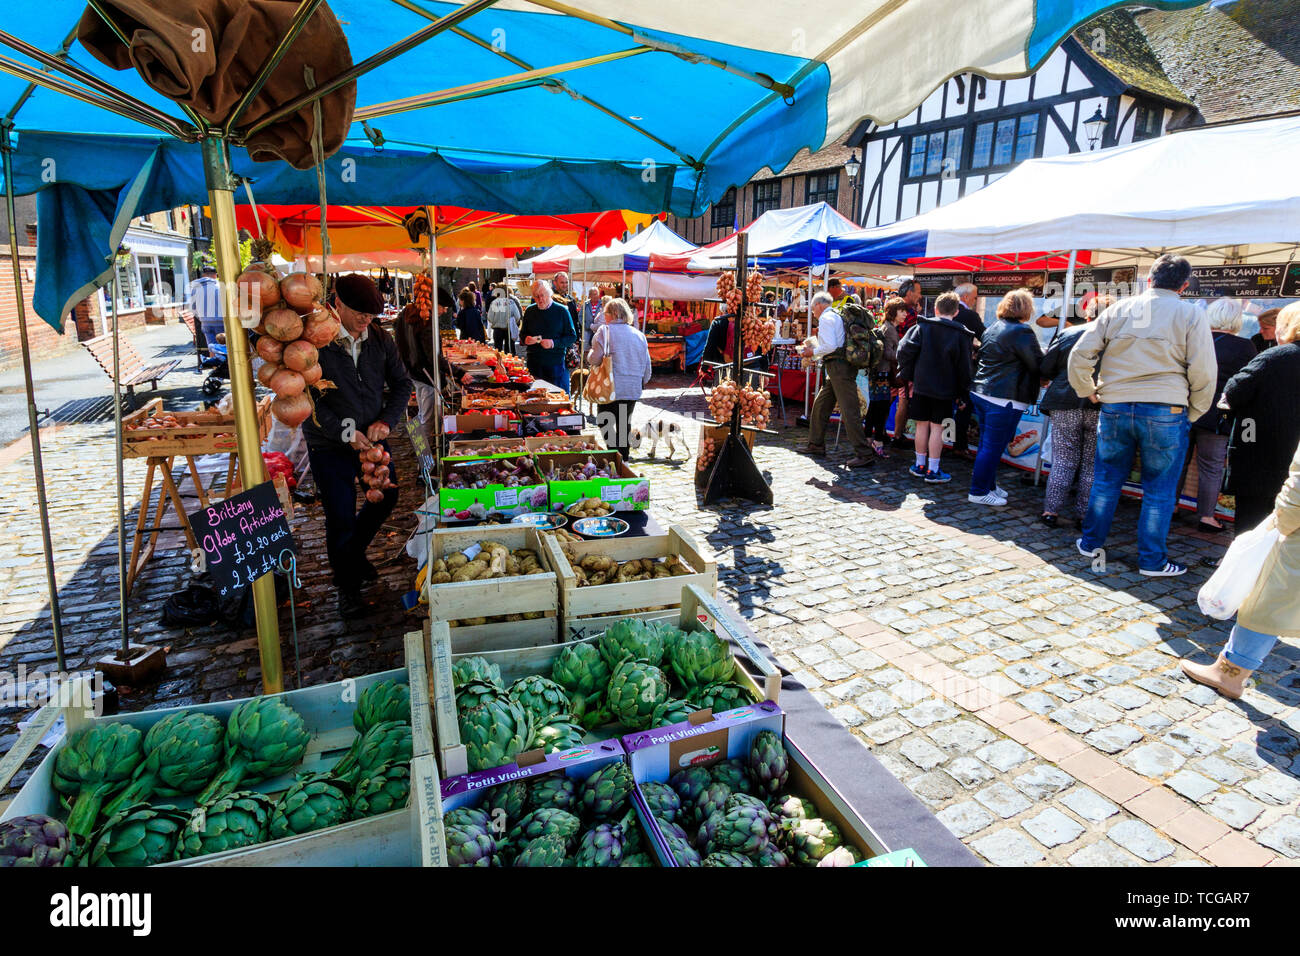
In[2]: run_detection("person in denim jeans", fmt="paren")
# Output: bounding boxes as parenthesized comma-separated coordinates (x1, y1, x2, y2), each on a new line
(1067, 255, 1217, 577)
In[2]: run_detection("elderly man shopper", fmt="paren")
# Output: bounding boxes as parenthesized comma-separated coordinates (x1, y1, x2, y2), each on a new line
(306, 274, 413, 619)
(802, 291, 874, 468)
(522, 279, 577, 391)
(1068, 254, 1216, 577)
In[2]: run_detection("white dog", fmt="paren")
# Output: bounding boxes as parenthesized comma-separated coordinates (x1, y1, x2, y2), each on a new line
(628, 420, 690, 460)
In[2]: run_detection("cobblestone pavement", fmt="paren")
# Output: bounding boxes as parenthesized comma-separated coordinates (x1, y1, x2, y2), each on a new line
(2, 362, 1298, 867)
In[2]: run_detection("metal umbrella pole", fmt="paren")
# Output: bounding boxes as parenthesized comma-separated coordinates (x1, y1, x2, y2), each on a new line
(1036, 249, 1078, 487)
(0, 124, 64, 671)
(202, 136, 283, 695)
(579, 227, 590, 415)
(428, 213, 442, 462)
(108, 265, 128, 653)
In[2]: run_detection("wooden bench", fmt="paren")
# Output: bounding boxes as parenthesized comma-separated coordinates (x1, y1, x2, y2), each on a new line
(178, 309, 206, 370)
(82, 332, 181, 401)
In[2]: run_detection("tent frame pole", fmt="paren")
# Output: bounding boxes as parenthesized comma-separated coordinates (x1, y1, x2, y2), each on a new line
(108, 261, 128, 653)
(223, 0, 327, 134)
(0, 123, 64, 671)
(1035, 248, 1077, 488)
(202, 136, 283, 695)
(579, 228, 589, 416)
(428, 213, 442, 465)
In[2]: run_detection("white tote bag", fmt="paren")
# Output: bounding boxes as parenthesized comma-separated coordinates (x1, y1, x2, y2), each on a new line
(1197, 521, 1283, 620)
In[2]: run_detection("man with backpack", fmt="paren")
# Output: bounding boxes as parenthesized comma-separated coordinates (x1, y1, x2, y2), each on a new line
(801, 291, 875, 468)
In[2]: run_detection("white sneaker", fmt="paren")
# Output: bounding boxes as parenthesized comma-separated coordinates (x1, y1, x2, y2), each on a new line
(993, 485, 1009, 499)
(968, 493, 1006, 507)
(1076, 537, 1101, 558)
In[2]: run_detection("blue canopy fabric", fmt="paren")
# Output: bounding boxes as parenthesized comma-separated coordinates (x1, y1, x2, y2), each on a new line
(0, 0, 1208, 326)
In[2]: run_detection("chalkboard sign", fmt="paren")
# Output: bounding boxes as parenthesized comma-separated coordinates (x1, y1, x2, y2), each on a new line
(1184, 264, 1287, 299)
(406, 416, 435, 479)
(189, 480, 295, 597)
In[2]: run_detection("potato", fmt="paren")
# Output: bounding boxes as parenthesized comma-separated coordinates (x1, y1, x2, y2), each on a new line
(451, 565, 484, 582)
(505, 556, 521, 575)
(432, 558, 448, 574)
(447, 553, 469, 569)
(589, 571, 609, 586)
(428, 571, 451, 585)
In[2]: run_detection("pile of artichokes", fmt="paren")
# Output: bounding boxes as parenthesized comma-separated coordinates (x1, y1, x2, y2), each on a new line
(447, 760, 654, 867)
(34, 678, 413, 866)
(451, 619, 756, 773)
(644, 730, 863, 867)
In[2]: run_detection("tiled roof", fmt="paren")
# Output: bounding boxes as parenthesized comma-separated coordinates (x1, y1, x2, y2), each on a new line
(1071, 10, 1193, 105)
(1134, 0, 1300, 123)
(752, 128, 856, 181)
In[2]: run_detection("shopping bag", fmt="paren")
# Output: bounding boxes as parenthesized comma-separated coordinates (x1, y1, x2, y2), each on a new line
(584, 354, 616, 404)
(1197, 521, 1282, 620)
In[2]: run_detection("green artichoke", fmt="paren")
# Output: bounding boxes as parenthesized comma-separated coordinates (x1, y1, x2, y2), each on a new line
(531, 714, 587, 754)
(104, 711, 225, 817)
(53, 723, 144, 840)
(572, 697, 614, 732)
(453, 656, 502, 690)
(198, 697, 311, 805)
(640, 782, 682, 823)
(176, 791, 275, 859)
(269, 778, 351, 839)
(727, 793, 779, 841)
(771, 794, 817, 824)
(573, 823, 624, 866)
(695, 811, 724, 853)
(83, 803, 188, 867)
(708, 804, 770, 855)
(457, 683, 532, 772)
(513, 833, 567, 867)
(528, 776, 577, 813)
(606, 659, 669, 730)
(351, 761, 411, 817)
(444, 806, 491, 832)
(616, 805, 643, 853)
(620, 851, 655, 867)
(686, 681, 753, 714)
(508, 675, 572, 725)
(703, 850, 754, 866)
(333, 720, 413, 785)
(754, 842, 791, 867)
(817, 845, 863, 867)
(657, 818, 690, 846)
(550, 643, 612, 710)
(447, 822, 496, 867)
(598, 619, 666, 669)
(709, 759, 751, 794)
(668, 766, 713, 806)
(747, 730, 788, 798)
(353, 680, 411, 734)
(577, 762, 633, 820)
(504, 808, 582, 860)
(689, 781, 733, 828)
(783, 817, 843, 866)
(484, 780, 530, 829)
(667, 629, 734, 688)
(649, 698, 696, 729)
(0, 814, 71, 867)
(664, 832, 700, 866)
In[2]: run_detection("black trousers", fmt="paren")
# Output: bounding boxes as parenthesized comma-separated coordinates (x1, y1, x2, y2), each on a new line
(864, 394, 891, 443)
(307, 441, 398, 592)
(492, 328, 513, 353)
(953, 397, 975, 452)
(597, 400, 637, 460)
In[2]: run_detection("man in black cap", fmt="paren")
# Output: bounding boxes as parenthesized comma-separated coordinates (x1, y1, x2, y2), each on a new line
(305, 273, 413, 619)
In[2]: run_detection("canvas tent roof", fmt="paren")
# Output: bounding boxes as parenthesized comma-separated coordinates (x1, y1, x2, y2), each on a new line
(657, 202, 860, 272)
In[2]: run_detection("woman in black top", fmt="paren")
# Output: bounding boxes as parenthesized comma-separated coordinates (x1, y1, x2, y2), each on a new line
(455, 288, 486, 342)
(1190, 299, 1258, 530)
(1224, 304, 1300, 531)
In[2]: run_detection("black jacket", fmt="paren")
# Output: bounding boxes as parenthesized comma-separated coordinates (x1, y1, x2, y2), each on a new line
(304, 323, 413, 452)
(456, 305, 486, 342)
(972, 319, 1043, 405)
(954, 303, 985, 344)
(897, 316, 975, 401)
(1224, 342, 1300, 490)
(393, 304, 436, 384)
(521, 302, 578, 367)
(1194, 331, 1257, 434)
(1039, 325, 1092, 412)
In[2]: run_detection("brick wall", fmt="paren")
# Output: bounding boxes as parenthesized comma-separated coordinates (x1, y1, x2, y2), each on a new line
(0, 243, 108, 371)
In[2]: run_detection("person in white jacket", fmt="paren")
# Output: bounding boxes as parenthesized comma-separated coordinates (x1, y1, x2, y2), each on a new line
(486, 285, 521, 353)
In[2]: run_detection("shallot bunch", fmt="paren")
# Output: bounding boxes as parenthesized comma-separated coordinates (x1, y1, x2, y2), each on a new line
(715, 272, 742, 313)
(697, 436, 718, 474)
(738, 386, 772, 429)
(707, 378, 739, 422)
(745, 268, 764, 302)
(243, 267, 338, 428)
(359, 445, 395, 503)
(741, 305, 775, 353)
(413, 274, 433, 320)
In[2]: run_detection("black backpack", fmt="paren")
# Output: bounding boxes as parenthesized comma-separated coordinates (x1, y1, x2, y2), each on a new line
(843, 302, 886, 370)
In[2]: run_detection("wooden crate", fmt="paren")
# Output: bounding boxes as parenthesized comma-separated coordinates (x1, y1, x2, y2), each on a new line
(541, 524, 717, 634)
(424, 585, 778, 780)
(446, 437, 528, 458)
(121, 396, 273, 459)
(0, 666, 424, 866)
(424, 525, 560, 649)
(524, 430, 606, 453)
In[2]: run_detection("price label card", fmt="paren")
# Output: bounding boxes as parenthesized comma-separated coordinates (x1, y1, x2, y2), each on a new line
(600, 485, 625, 502)
(494, 488, 519, 508)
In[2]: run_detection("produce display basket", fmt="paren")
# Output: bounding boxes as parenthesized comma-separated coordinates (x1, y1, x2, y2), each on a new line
(424, 584, 780, 779)
(423, 525, 560, 649)
(0, 655, 433, 866)
(542, 525, 717, 631)
(120, 396, 274, 459)
(537, 450, 650, 512)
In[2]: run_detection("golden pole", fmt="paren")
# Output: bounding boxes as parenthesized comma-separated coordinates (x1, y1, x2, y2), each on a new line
(202, 136, 283, 694)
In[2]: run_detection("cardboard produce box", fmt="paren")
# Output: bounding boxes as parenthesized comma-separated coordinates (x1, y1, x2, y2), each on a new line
(525, 431, 607, 453)
(443, 412, 521, 437)
(539, 450, 650, 512)
(438, 455, 549, 520)
(446, 437, 529, 460)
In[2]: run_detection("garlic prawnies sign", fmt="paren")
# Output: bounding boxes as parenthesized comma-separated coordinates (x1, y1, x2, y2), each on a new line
(189, 480, 295, 596)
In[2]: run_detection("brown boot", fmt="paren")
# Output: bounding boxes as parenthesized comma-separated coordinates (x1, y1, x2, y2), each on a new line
(1180, 653, 1252, 700)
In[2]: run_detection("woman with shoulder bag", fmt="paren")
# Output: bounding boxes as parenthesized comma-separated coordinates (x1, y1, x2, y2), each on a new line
(586, 297, 651, 460)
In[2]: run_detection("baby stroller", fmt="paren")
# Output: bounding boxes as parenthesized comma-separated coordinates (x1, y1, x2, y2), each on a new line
(201, 341, 230, 399)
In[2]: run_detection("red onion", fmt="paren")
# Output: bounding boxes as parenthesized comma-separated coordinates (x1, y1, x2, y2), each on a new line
(256, 361, 279, 388)
(280, 272, 323, 311)
(236, 268, 280, 322)
(269, 367, 306, 397)
(282, 339, 318, 372)
(301, 305, 340, 348)
(271, 392, 312, 428)
(256, 336, 285, 364)
(365, 489, 384, 504)
(300, 362, 323, 387)
(262, 307, 304, 343)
